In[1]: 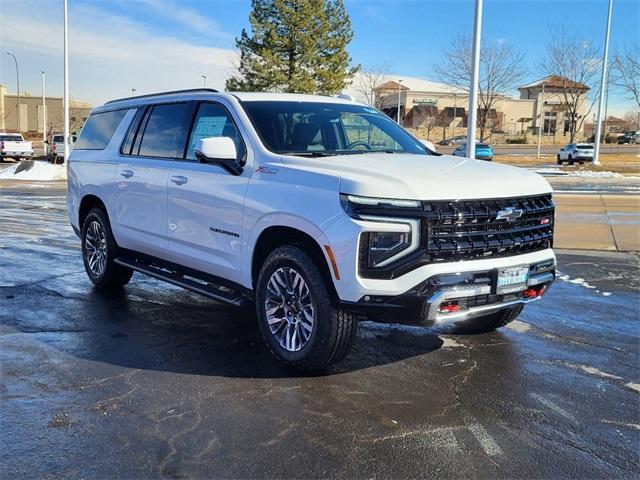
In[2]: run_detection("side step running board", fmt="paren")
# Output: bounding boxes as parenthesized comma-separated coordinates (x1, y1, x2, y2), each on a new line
(115, 256, 252, 308)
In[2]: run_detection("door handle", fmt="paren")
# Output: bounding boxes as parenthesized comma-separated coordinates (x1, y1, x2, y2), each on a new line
(120, 169, 134, 178)
(170, 175, 188, 185)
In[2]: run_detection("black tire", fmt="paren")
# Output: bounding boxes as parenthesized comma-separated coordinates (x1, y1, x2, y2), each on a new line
(450, 305, 523, 334)
(557, 154, 562, 164)
(81, 207, 133, 288)
(255, 245, 357, 371)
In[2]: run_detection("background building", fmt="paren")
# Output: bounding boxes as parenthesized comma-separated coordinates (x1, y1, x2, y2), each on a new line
(376, 75, 591, 143)
(0, 84, 92, 136)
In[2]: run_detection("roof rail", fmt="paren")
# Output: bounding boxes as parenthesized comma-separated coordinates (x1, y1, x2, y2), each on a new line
(104, 88, 220, 105)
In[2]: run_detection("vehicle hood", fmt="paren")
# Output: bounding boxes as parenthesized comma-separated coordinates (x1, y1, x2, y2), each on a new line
(280, 153, 552, 200)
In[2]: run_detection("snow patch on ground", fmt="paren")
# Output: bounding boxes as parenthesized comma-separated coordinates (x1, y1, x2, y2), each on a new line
(557, 271, 612, 297)
(440, 337, 464, 348)
(0, 161, 67, 181)
(506, 320, 531, 333)
(534, 168, 626, 179)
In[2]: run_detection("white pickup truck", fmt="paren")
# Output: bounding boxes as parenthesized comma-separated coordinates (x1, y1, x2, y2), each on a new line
(0, 133, 33, 161)
(68, 89, 556, 370)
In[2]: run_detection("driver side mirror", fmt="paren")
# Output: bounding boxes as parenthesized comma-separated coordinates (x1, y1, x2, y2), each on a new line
(194, 137, 243, 175)
(420, 139, 436, 152)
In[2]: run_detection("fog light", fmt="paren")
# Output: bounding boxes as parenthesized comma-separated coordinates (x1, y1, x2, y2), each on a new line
(439, 301, 461, 313)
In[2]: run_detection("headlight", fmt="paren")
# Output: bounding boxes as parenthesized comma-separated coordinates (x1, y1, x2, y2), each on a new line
(340, 194, 422, 269)
(358, 215, 421, 268)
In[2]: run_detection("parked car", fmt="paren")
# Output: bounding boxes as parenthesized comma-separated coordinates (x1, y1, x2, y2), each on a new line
(617, 131, 639, 144)
(68, 89, 555, 370)
(47, 133, 77, 163)
(452, 142, 494, 161)
(557, 143, 594, 165)
(0, 133, 33, 161)
(438, 135, 467, 146)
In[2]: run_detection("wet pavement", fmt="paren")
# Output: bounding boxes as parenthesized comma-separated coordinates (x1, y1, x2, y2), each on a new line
(1, 182, 639, 479)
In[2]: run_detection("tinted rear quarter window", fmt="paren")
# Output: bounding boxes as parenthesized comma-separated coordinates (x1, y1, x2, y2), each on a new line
(75, 110, 127, 150)
(138, 103, 195, 158)
(1, 135, 24, 141)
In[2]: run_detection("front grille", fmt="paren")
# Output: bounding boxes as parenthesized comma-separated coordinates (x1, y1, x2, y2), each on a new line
(423, 194, 554, 263)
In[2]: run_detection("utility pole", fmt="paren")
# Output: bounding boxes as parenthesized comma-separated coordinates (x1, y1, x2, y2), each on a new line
(63, 0, 70, 163)
(536, 81, 545, 159)
(593, 0, 613, 166)
(6, 52, 20, 133)
(201, 75, 207, 88)
(42, 70, 47, 155)
(396, 80, 403, 125)
(466, 0, 483, 159)
(452, 93, 457, 139)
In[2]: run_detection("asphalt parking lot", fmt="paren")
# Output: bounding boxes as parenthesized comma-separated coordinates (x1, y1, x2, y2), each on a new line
(1, 182, 639, 479)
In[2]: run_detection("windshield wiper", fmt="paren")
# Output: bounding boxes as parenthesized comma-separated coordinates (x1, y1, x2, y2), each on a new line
(281, 151, 331, 157)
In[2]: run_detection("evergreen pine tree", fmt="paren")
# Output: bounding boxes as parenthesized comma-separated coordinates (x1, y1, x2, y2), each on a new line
(226, 0, 359, 95)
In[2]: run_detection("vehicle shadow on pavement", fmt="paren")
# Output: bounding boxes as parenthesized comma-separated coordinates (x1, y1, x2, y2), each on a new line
(1, 283, 444, 379)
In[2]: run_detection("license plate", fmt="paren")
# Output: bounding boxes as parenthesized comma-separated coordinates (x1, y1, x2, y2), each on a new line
(496, 266, 529, 294)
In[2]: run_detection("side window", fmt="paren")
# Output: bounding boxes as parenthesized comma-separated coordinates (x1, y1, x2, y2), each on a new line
(138, 103, 194, 158)
(75, 109, 127, 150)
(186, 103, 245, 160)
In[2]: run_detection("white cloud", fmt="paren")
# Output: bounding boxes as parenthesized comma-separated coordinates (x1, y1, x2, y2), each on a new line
(0, 1, 237, 106)
(133, 0, 232, 39)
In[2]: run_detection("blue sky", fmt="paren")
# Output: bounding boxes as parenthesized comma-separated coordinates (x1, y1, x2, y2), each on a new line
(1, 0, 638, 115)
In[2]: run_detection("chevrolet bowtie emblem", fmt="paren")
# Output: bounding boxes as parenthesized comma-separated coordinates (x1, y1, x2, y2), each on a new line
(496, 207, 524, 221)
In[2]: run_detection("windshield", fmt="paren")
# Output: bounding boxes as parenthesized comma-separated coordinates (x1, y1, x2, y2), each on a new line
(241, 101, 428, 157)
(1, 135, 23, 141)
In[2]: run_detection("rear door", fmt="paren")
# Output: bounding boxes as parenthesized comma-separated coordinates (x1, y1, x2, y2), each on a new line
(165, 101, 251, 284)
(113, 102, 195, 259)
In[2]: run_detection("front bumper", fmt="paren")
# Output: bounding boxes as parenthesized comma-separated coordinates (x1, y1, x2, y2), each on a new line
(342, 258, 555, 326)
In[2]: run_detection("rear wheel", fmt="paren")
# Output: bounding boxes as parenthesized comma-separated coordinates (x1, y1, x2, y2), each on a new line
(255, 245, 357, 371)
(81, 208, 133, 288)
(451, 305, 523, 334)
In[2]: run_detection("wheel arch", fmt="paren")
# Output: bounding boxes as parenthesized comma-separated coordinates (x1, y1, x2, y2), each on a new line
(79, 194, 108, 228)
(251, 225, 339, 301)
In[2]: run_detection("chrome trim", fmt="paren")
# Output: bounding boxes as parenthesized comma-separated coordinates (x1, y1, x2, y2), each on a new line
(424, 270, 555, 325)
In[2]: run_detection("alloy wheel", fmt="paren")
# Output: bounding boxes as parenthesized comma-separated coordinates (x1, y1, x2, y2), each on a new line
(85, 220, 107, 276)
(264, 267, 315, 352)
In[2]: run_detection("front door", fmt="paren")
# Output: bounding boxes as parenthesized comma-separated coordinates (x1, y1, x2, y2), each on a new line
(166, 102, 250, 285)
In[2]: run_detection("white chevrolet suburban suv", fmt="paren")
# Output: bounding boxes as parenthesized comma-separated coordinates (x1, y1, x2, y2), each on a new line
(68, 89, 556, 370)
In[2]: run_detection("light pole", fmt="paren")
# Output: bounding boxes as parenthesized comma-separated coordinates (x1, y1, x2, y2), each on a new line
(466, 0, 483, 159)
(396, 79, 403, 125)
(42, 70, 47, 155)
(63, 0, 70, 163)
(6, 52, 20, 133)
(201, 75, 207, 88)
(593, 0, 613, 166)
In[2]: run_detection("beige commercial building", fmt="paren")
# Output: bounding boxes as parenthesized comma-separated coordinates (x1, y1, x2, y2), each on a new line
(376, 75, 590, 143)
(0, 84, 92, 136)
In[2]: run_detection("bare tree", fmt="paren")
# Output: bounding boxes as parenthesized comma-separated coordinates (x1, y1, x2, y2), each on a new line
(352, 62, 393, 107)
(623, 110, 640, 130)
(434, 34, 526, 141)
(611, 44, 640, 109)
(540, 29, 600, 142)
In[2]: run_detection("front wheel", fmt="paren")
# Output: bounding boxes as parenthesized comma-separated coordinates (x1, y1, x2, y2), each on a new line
(450, 305, 523, 334)
(557, 154, 562, 164)
(255, 245, 357, 371)
(81, 208, 133, 288)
